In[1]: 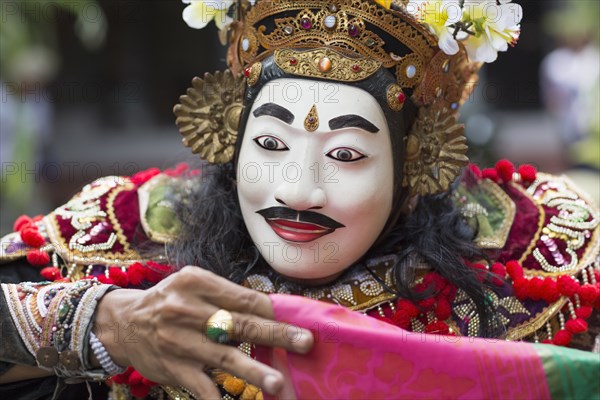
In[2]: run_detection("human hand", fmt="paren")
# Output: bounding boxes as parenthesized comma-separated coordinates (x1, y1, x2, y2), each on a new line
(93, 266, 314, 398)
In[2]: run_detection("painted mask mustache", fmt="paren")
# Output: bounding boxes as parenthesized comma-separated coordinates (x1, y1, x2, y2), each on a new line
(256, 207, 345, 231)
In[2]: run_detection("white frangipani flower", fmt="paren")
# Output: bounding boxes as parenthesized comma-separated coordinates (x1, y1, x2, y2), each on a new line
(406, 0, 522, 63)
(461, 0, 523, 63)
(407, 0, 464, 56)
(182, 0, 234, 30)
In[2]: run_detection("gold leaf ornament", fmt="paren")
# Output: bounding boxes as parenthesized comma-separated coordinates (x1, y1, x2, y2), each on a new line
(174, 70, 245, 164)
(403, 105, 469, 196)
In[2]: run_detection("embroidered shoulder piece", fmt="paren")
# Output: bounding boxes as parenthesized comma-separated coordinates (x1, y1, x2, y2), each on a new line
(1, 175, 168, 278)
(453, 170, 599, 342)
(497, 173, 599, 275)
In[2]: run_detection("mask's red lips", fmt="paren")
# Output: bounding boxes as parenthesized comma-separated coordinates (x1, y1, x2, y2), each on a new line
(266, 218, 335, 243)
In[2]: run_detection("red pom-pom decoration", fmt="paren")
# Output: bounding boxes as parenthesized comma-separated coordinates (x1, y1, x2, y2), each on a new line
(470, 263, 488, 282)
(396, 299, 421, 318)
(435, 297, 452, 321)
(141, 377, 158, 387)
(565, 318, 588, 334)
(468, 164, 482, 179)
(97, 275, 114, 285)
(112, 367, 134, 384)
(575, 306, 593, 319)
(144, 261, 172, 283)
(413, 282, 427, 293)
(423, 272, 446, 292)
(40, 267, 62, 281)
(495, 159, 515, 183)
(127, 263, 146, 286)
(131, 168, 161, 185)
(32, 215, 44, 222)
(578, 284, 599, 305)
(164, 163, 190, 177)
(528, 277, 544, 301)
(482, 168, 499, 182)
(128, 370, 144, 385)
(518, 164, 537, 183)
(557, 275, 580, 297)
(26, 250, 50, 266)
(441, 284, 457, 299)
(21, 227, 45, 248)
(108, 266, 129, 288)
(512, 278, 528, 300)
(13, 215, 33, 232)
(541, 277, 560, 303)
(552, 329, 572, 346)
(505, 260, 524, 280)
(490, 262, 507, 286)
(425, 321, 450, 335)
(391, 310, 411, 329)
(418, 298, 436, 309)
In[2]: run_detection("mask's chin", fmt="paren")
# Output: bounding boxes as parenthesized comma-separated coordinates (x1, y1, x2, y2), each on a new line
(271, 268, 346, 287)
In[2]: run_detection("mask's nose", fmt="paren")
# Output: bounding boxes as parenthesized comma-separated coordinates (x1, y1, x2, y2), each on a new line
(273, 161, 327, 211)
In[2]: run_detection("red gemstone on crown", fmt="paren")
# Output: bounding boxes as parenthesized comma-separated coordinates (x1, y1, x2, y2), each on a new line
(290, 57, 298, 65)
(244, 67, 251, 78)
(348, 24, 359, 37)
(396, 92, 406, 104)
(301, 18, 312, 30)
(352, 64, 362, 72)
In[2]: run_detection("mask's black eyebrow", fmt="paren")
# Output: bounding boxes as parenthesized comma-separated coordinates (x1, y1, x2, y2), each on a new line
(328, 114, 380, 133)
(252, 103, 295, 125)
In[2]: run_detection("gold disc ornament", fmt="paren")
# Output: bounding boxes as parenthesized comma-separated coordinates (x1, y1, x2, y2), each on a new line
(174, 70, 245, 164)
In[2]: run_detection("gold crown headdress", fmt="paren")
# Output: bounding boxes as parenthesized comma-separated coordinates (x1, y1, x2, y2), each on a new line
(174, 0, 522, 196)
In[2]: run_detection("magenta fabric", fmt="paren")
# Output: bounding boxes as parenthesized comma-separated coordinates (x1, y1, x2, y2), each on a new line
(262, 294, 551, 399)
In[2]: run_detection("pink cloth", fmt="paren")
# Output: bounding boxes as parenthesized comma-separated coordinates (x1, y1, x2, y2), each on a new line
(260, 294, 551, 399)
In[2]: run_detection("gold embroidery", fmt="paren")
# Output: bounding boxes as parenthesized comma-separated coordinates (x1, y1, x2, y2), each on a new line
(506, 299, 567, 341)
(44, 177, 145, 266)
(522, 173, 600, 276)
(454, 289, 531, 338)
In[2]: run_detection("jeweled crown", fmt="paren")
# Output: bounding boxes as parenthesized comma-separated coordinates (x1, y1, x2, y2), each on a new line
(232, 0, 478, 111)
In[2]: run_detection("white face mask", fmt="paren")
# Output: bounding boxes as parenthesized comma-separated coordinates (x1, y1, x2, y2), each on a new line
(237, 78, 394, 282)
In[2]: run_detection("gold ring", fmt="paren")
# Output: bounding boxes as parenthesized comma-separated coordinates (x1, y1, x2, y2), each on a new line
(205, 309, 234, 344)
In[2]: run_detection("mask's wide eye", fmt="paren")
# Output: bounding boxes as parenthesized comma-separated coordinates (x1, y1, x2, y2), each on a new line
(253, 135, 289, 151)
(326, 147, 366, 162)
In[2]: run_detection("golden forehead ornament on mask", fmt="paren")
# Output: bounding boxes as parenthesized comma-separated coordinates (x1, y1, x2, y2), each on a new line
(175, 0, 481, 196)
(304, 105, 320, 132)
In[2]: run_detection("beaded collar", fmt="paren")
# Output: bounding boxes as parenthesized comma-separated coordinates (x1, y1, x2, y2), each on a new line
(243, 254, 398, 312)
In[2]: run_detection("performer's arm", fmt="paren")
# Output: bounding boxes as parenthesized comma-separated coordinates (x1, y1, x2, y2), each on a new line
(1, 267, 314, 398)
